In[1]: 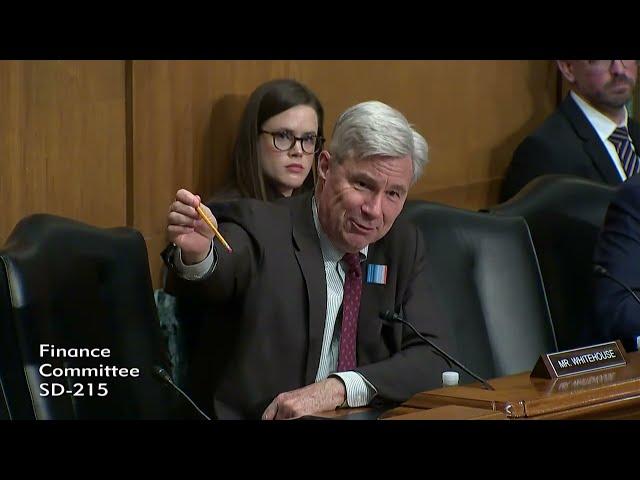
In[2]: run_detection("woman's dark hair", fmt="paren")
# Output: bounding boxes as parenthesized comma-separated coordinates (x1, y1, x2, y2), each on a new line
(228, 79, 324, 201)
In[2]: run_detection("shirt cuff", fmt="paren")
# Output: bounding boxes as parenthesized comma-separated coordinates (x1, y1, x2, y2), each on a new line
(173, 242, 216, 280)
(331, 372, 377, 408)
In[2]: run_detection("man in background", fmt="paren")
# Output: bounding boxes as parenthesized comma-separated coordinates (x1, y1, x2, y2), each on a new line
(501, 60, 639, 201)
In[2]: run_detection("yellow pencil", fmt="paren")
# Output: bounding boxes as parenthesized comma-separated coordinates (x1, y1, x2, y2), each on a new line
(196, 204, 233, 253)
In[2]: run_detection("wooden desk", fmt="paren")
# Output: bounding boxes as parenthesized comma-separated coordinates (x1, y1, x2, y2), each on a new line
(382, 351, 640, 420)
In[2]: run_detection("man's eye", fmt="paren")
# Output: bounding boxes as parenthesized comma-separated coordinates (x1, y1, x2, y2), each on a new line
(275, 131, 292, 140)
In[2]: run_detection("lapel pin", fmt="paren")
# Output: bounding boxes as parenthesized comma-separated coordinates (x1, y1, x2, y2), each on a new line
(366, 264, 388, 285)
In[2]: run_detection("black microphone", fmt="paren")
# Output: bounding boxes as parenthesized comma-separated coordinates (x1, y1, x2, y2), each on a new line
(379, 310, 495, 390)
(593, 264, 640, 306)
(152, 366, 212, 420)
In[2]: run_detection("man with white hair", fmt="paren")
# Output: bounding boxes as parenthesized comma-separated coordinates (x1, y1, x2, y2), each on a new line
(163, 100, 452, 419)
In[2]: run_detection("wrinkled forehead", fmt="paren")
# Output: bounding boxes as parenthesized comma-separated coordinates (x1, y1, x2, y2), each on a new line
(339, 153, 413, 185)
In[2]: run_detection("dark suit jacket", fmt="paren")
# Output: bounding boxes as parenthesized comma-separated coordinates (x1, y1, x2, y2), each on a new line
(168, 193, 453, 419)
(593, 175, 640, 352)
(500, 94, 640, 201)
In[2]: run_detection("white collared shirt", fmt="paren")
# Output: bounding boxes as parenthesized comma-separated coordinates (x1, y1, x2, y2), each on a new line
(571, 91, 635, 181)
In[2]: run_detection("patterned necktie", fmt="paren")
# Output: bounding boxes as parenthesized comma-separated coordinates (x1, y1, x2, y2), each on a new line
(337, 252, 362, 372)
(609, 126, 640, 178)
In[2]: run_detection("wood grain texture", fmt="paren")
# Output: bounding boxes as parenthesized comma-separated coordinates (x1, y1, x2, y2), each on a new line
(1, 60, 126, 243)
(384, 351, 640, 420)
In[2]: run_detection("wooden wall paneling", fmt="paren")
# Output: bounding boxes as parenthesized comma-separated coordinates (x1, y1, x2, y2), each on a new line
(0, 60, 127, 244)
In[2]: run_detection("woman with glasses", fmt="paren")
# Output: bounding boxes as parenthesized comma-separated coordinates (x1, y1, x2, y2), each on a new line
(214, 78, 324, 201)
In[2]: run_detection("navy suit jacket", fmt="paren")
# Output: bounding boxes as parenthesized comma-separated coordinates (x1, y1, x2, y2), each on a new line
(501, 94, 640, 201)
(593, 174, 640, 351)
(167, 192, 453, 419)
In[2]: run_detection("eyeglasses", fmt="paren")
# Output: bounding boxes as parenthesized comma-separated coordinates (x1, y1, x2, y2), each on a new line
(586, 60, 638, 71)
(259, 129, 324, 154)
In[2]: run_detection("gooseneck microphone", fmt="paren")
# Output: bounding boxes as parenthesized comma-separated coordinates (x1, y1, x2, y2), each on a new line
(593, 264, 640, 306)
(379, 311, 495, 391)
(152, 366, 211, 420)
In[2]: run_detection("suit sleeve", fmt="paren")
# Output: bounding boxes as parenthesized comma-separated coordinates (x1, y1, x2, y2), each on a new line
(166, 216, 259, 309)
(354, 226, 456, 402)
(500, 135, 569, 202)
(593, 180, 640, 351)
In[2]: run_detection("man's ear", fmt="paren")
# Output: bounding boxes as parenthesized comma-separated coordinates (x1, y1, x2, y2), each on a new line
(557, 60, 576, 84)
(317, 150, 331, 181)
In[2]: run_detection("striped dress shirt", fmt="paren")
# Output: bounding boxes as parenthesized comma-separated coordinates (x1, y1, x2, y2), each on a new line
(311, 197, 377, 407)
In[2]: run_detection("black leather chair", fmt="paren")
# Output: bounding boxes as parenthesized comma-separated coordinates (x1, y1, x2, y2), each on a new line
(487, 175, 617, 350)
(402, 201, 557, 383)
(0, 214, 185, 419)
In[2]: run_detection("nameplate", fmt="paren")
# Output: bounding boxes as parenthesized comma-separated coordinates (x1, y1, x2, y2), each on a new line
(530, 340, 627, 379)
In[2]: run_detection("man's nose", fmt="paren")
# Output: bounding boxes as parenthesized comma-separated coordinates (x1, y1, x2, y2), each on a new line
(611, 60, 629, 75)
(362, 193, 383, 218)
